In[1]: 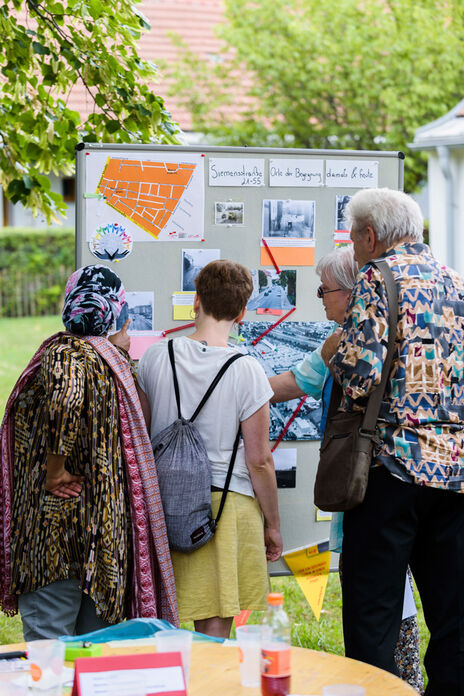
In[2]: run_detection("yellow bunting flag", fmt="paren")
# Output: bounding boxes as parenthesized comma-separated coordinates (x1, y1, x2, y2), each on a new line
(283, 540, 331, 621)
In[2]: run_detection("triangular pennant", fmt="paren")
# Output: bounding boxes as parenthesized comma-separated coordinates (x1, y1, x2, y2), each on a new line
(283, 541, 331, 621)
(234, 610, 251, 628)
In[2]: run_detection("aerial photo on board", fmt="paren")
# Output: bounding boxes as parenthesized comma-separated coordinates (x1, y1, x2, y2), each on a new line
(238, 321, 333, 440)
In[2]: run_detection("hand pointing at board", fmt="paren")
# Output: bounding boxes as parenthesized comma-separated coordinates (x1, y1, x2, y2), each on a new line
(109, 319, 131, 353)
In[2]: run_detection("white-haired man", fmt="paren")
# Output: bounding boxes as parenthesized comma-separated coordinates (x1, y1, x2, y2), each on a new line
(324, 188, 464, 696)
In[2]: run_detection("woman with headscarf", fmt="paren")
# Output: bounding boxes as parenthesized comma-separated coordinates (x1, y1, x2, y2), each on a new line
(0, 265, 178, 639)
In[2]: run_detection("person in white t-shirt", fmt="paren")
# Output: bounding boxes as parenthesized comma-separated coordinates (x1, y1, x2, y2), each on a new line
(138, 259, 282, 638)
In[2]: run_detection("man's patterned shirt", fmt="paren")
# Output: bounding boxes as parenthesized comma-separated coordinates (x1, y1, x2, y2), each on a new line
(332, 242, 464, 492)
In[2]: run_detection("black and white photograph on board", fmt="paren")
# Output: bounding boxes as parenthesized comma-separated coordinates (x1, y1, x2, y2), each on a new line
(182, 248, 221, 291)
(237, 320, 333, 440)
(273, 449, 297, 488)
(335, 194, 351, 231)
(215, 201, 244, 225)
(116, 291, 154, 334)
(247, 269, 296, 312)
(262, 199, 315, 239)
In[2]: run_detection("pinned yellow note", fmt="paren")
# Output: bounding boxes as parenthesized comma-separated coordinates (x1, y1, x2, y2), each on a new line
(283, 540, 331, 621)
(172, 292, 195, 320)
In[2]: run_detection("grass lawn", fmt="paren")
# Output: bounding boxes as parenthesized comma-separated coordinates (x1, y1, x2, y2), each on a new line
(0, 315, 63, 413)
(0, 316, 430, 687)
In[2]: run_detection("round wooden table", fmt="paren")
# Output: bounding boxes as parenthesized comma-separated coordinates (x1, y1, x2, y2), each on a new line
(188, 643, 417, 695)
(0, 640, 417, 695)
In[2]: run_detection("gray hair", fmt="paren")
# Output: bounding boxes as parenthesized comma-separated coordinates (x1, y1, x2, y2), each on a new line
(345, 188, 423, 247)
(316, 245, 358, 291)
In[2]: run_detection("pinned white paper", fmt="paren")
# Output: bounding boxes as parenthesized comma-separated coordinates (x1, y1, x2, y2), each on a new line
(172, 292, 196, 306)
(325, 160, 378, 188)
(209, 158, 265, 186)
(269, 159, 323, 187)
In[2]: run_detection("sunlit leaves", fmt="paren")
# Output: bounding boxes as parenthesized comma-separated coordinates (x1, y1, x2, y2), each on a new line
(167, 0, 464, 192)
(0, 0, 180, 222)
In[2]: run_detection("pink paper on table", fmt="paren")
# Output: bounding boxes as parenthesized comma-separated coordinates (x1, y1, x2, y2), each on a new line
(130, 333, 163, 359)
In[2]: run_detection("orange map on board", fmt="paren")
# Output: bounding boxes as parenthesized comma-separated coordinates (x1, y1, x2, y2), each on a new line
(97, 158, 197, 239)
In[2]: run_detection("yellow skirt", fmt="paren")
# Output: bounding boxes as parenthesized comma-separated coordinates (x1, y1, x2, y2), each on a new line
(171, 491, 270, 622)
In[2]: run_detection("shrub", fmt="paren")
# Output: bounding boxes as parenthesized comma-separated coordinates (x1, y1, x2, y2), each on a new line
(0, 227, 74, 317)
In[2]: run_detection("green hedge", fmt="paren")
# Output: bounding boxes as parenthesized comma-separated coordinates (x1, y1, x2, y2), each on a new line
(0, 227, 74, 317)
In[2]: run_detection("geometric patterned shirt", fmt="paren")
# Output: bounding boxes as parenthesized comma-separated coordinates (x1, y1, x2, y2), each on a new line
(333, 242, 464, 492)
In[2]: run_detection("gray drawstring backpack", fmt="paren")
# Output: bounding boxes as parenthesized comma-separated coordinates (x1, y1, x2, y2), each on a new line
(151, 339, 244, 552)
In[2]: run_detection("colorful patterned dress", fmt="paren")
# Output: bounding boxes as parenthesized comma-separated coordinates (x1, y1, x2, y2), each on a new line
(10, 334, 132, 624)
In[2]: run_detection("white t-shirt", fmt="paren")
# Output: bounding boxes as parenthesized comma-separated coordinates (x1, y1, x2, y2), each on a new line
(138, 336, 273, 497)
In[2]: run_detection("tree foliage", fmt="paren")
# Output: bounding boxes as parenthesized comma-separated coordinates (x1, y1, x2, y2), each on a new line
(0, 0, 180, 221)
(167, 0, 464, 191)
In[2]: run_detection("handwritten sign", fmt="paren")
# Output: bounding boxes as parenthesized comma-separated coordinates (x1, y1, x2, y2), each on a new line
(209, 158, 265, 187)
(325, 160, 378, 188)
(72, 652, 186, 696)
(269, 159, 323, 187)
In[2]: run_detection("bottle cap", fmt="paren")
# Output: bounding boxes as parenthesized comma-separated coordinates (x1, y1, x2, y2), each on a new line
(267, 592, 284, 606)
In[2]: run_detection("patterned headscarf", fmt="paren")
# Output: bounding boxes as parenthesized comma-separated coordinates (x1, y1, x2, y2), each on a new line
(62, 265, 126, 336)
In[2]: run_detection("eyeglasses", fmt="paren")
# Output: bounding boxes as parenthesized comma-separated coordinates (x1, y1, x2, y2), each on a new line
(317, 285, 343, 299)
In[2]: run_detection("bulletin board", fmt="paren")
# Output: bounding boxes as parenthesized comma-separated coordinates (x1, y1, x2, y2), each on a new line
(75, 143, 404, 574)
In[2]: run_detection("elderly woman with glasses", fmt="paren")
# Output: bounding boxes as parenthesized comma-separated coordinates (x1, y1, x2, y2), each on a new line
(269, 246, 424, 695)
(269, 246, 356, 406)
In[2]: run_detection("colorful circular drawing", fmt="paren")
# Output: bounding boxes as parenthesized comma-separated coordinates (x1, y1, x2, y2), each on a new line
(89, 223, 133, 262)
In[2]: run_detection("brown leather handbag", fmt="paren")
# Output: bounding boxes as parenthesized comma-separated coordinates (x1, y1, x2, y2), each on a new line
(314, 259, 398, 512)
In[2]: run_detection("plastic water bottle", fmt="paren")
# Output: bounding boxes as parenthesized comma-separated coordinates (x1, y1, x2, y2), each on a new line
(260, 592, 291, 696)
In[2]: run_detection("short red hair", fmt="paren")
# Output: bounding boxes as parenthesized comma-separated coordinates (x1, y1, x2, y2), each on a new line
(195, 260, 252, 320)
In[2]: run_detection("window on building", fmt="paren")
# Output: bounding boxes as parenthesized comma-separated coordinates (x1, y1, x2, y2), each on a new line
(63, 177, 76, 202)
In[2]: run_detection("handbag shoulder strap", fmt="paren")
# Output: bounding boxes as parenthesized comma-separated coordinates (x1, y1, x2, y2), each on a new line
(361, 258, 398, 432)
(325, 258, 398, 428)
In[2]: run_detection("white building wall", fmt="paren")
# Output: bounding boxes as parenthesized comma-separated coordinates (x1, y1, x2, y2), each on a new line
(453, 150, 464, 278)
(6, 174, 75, 228)
(411, 184, 429, 221)
(425, 149, 464, 277)
(427, 152, 448, 267)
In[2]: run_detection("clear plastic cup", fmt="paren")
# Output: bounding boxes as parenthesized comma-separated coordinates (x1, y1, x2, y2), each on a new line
(154, 629, 192, 684)
(323, 686, 366, 696)
(27, 639, 65, 696)
(236, 624, 262, 687)
(0, 673, 29, 696)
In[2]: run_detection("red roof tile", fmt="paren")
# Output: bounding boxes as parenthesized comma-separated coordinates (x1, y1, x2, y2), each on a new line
(68, 0, 225, 131)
